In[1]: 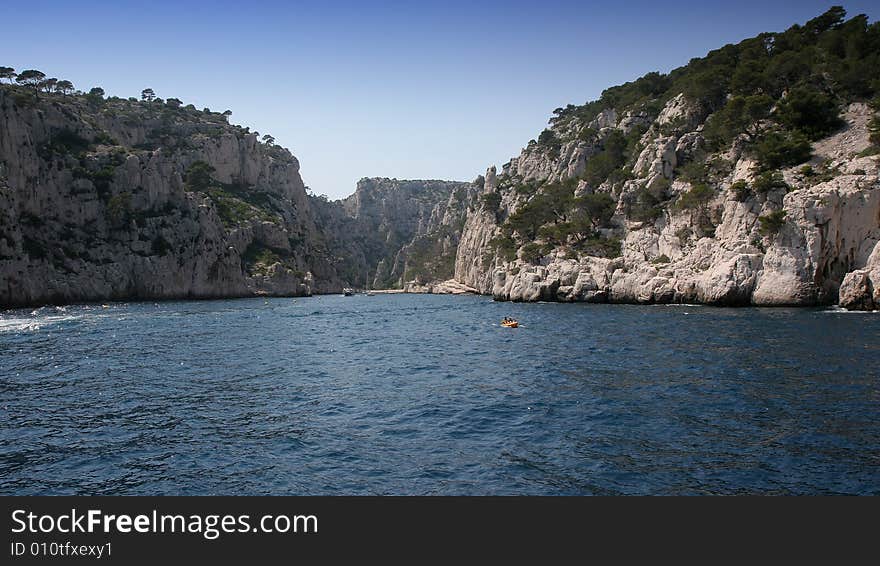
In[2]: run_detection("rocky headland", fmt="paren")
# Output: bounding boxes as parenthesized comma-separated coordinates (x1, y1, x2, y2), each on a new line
(451, 8, 880, 310)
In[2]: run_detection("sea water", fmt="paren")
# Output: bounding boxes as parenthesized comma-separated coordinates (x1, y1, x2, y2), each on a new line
(1, 294, 878, 494)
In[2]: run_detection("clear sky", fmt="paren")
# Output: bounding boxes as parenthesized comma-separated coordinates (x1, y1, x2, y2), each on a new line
(2, 1, 877, 199)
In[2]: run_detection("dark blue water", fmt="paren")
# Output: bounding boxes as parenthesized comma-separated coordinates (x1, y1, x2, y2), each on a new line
(1, 294, 878, 495)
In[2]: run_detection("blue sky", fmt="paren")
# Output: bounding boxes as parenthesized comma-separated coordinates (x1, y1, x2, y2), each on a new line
(3, 1, 877, 198)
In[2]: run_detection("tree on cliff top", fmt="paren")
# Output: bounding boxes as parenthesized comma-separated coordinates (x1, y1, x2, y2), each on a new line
(0, 67, 15, 83)
(16, 69, 45, 92)
(141, 88, 156, 102)
(56, 80, 74, 94)
(86, 87, 105, 106)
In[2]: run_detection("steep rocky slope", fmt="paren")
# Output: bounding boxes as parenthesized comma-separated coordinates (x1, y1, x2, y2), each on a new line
(0, 87, 337, 306)
(0, 86, 467, 307)
(453, 8, 880, 309)
(341, 178, 476, 289)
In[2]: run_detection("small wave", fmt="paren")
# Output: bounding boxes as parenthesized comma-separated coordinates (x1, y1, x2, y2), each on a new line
(823, 306, 879, 314)
(0, 314, 80, 333)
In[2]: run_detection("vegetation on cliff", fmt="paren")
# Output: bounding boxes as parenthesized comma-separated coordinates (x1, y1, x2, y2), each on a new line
(479, 6, 879, 270)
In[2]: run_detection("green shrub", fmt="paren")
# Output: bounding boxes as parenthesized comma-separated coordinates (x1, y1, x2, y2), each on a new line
(91, 167, 117, 197)
(758, 210, 787, 236)
(646, 175, 671, 198)
(243, 244, 282, 274)
(151, 235, 173, 256)
(575, 236, 621, 259)
(675, 158, 709, 184)
(627, 188, 662, 223)
(752, 171, 789, 193)
(92, 131, 118, 146)
(576, 126, 598, 142)
(520, 242, 544, 264)
(506, 194, 555, 240)
(675, 227, 693, 242)
(729, 180, 751, 201)
(513, 181, 540, 196)
(22, 237, 47, 259)
(573, 192, 616, 229)
(536, 129, 562, 158)
(582, 130, 628, 186)
(185, 161, 216, 191)
(775, 86, 843, 140)
(703, 94, 773, 147)
(106, 192, 131, 223)
(480, 192, 501, 214)
(652, 254, 670, 264)
(870, 109, 880, 147)
(676, 183, 714, 210)
(752, 130, 812, 170)
(488, 234, 517, 263)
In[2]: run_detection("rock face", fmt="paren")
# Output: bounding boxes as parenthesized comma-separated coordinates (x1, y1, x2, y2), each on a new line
(839, 242, 880, 310)
(453, 99, 880, 308)
(0, 87, 334, 306)
(451, 10, 880, 309)
(341, 178, 476, 288)
(0, 87, 470, 307)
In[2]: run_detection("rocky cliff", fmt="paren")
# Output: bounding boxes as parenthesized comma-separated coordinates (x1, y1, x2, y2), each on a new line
(3, 7, 878, 310)
(0, 86, 468, 307)
(453, 8, 880, 310)
(341, 178, 476, 289)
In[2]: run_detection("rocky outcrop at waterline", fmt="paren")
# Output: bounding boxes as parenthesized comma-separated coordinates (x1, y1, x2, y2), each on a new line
(450, 8, 880, 310)
(839, 241, 880, 310)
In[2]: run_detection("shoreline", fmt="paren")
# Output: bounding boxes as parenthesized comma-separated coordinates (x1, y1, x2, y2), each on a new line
(1, 289, 870, 313)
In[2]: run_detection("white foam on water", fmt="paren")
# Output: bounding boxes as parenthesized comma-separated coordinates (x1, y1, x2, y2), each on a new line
(0, 314, 80, 333)
(823, 306, 879, 314)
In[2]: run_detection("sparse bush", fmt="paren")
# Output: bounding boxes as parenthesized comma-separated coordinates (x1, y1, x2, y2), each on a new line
(627, 188, 662, 223)
(106, 192, 131, 223)
(775, 86, 843, 140)
(575, 236, 621, 259)
(520, 242, 544, 264)
(151, 235, 173, 256)
(652, 254, 670, 264)
(488, 234, 517, 263)
(752, 170, 789, 193)
(758, 210, 787, 236)
(729, 180, 751, 201)
(676, 183, 714, 210)
(480, 192, 501, 214)
(185, 161, 216, 191)
(752, 130, 812, 170)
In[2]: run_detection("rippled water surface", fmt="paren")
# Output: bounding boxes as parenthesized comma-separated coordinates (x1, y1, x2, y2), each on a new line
(1, 294, 878, 495)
